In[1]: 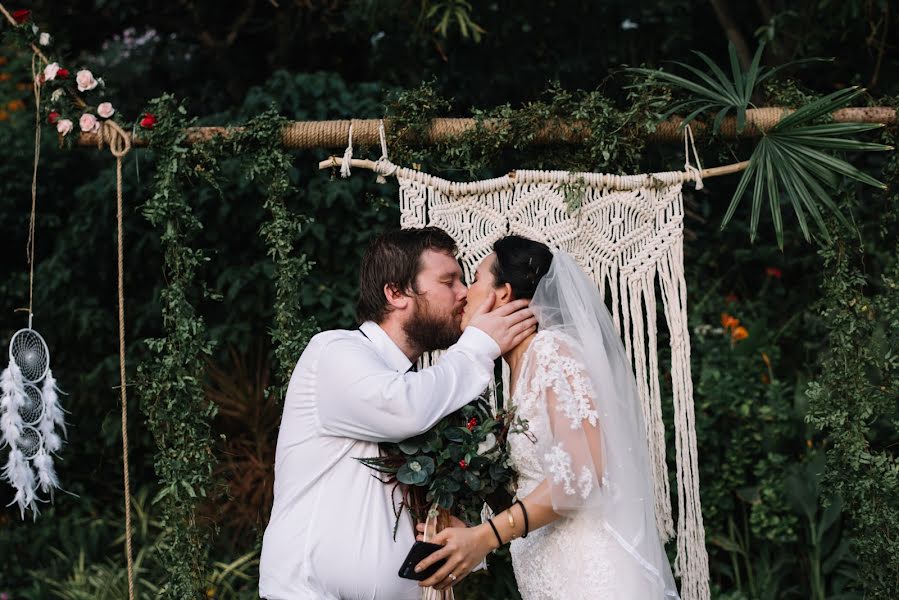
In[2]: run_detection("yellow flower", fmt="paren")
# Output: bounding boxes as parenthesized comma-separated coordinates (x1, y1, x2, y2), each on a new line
(0, 73, 11, 82)
(7, 99, 25, 112)
(0, 110, 9, 122)
(731, 326, 749, 342)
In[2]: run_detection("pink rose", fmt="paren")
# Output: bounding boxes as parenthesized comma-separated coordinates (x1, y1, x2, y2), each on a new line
(56, 119, 73, 136)
(79, 113, 99, 133)
(97, 102, 115, 119)
(43, 62, 60, 81)
(75, 69, 98, 92)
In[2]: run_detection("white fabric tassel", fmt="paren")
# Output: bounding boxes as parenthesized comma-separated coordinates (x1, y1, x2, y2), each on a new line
(3, 447, 37, 519)
(1, 361, 26, 447)
(33, 448, 58, 494)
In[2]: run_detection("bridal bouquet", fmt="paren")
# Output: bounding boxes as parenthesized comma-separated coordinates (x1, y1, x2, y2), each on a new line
(359, 396, 523, 534)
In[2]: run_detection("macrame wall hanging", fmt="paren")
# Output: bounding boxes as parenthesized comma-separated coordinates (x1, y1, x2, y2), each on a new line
(323, 125, 712, 599)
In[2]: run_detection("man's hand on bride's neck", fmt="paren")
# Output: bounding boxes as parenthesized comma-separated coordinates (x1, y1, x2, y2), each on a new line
(464, 293, 537, 355)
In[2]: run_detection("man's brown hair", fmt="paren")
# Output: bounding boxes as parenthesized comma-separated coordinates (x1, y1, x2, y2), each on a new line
(356, 227, 458, 324)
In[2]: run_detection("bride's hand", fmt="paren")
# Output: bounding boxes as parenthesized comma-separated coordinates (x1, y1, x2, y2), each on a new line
(414, 523, 497, 590)
(415, 515, 467, 540)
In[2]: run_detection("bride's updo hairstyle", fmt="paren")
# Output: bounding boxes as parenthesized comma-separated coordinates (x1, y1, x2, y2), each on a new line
(492, 235, 554, 300)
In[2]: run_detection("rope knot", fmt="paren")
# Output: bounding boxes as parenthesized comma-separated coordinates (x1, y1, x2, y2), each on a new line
(100, 120, 132, 159)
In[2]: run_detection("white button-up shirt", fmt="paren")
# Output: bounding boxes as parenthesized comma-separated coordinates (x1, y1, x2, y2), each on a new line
(259, 321, 500, 599)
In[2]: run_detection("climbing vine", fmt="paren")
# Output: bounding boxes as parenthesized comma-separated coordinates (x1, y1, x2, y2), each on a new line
(384, 80, 670, 177)
(804, 102, 899, 598)
(134, 97, 317, 596)
(137, 94, 221, 598)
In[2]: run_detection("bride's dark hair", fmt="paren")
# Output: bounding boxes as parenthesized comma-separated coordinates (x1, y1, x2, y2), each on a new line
(492, 235, 553, 300)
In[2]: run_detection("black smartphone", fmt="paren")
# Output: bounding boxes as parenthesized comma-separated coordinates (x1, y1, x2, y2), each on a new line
(397, 541, 446, 580)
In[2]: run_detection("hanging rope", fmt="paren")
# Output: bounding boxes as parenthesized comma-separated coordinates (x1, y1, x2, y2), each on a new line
(101, 119, 136, 600)
(375, 120, 390, 184)
(25, 54, 41, 326)
(340, 121, 354, 178)
(683, 125, 704, 191)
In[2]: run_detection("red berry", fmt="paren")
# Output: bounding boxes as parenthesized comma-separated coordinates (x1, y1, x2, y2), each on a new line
(458, 460, 467, 470)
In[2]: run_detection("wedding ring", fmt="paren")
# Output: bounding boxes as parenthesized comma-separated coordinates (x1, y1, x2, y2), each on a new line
(448, 573, 457, 582)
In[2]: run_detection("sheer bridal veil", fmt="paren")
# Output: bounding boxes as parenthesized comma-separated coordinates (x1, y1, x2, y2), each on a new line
(530, 251, 679, 598)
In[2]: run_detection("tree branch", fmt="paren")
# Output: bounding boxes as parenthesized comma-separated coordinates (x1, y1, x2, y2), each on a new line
(709, 0, 753, 69)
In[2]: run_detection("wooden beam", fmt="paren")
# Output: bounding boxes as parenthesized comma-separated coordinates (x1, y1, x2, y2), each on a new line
(76, 107, 896, 150)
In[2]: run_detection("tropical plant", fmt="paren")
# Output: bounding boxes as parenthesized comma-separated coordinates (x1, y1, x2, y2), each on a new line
(720, 87, 888, 247)
(628, 44, 891, 247)
(629, 43, 817, 134)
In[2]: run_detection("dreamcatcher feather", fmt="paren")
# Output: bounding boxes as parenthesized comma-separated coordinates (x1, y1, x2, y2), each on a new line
(0, 324, 66, 519)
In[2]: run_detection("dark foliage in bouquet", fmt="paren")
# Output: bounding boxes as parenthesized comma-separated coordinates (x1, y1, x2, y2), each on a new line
(359, 395, 524, 535)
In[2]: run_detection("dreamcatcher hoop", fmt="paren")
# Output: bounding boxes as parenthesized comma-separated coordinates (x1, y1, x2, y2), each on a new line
(17, 425, 42, 460)
(20, 383, 44, 426)
(9, 327, 50, 384)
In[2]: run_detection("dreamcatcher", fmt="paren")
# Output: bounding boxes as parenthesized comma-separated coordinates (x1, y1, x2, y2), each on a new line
(0, 316, 66, 519)
(0, 38, 67, 518)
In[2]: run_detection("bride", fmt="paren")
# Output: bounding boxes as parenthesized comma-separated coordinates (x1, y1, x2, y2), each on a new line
(412, 235, 679, 598)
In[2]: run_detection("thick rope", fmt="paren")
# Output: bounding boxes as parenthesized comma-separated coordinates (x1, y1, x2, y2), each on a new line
(104, 120, 136, 600)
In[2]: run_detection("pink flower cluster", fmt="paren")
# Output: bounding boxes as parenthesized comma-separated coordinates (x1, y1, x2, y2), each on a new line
(11, 7, 156, 138)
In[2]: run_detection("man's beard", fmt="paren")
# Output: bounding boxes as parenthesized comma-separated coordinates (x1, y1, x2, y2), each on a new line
(403, 296, 462, 353)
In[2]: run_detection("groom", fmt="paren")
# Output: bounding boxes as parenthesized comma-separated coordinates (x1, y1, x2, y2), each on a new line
(259, 226, 536, 600)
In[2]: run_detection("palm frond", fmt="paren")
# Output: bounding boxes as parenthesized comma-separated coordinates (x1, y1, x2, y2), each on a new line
(630, 45, 889, 247)
(628, 43, 797, 134)
(721, 90, 887, 247)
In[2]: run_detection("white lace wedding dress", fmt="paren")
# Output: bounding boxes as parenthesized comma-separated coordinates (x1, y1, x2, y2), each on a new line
(506, 328, 678, 599)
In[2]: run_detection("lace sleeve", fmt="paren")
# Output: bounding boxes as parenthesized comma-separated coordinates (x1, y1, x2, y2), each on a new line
(529, 333, 605, 514)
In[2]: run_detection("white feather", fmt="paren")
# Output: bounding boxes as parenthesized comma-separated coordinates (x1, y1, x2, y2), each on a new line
(1, 361, 26, 447)
(44, 431, 62, 453)
(40, 369, 67, 440)
(33, 449, 59, 494)
(3, 447, 37, 519)
(1, 410, 22, 447)
(1, 362, 25, 399)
